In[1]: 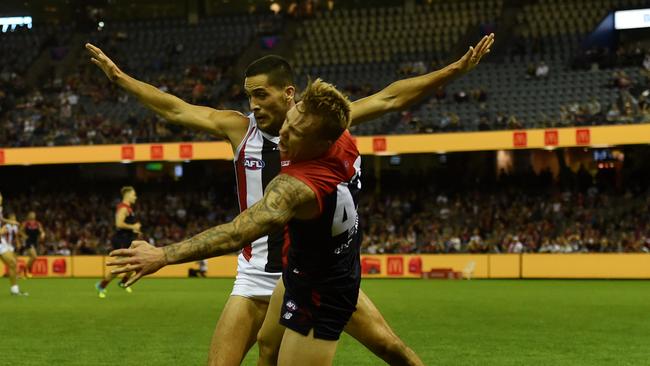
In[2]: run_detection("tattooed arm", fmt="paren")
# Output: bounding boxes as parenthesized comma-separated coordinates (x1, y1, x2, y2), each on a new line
(107, 174, 317, 286)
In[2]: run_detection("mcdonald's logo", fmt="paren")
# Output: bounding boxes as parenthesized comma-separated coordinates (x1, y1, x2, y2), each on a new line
(150, 145, 164, 160)
(576, 129, 591, 145)
(387, 256, 404, 276)
(179, 144, 193, 159)
(31, 258, 48, 276)
(121, 145, 135, 160)
(513, 131, 527, 148)
(544, 130, 558, 146)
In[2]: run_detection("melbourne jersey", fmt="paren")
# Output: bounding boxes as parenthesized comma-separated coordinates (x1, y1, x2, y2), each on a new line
(23, 220, 42, 246)
(114, 202, 137, 243)
(233, 114, 286, 273)
(281, 130, 362, 281)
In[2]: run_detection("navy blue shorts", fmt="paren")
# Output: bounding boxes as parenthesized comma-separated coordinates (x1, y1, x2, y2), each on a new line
(279, 270, 360, 341)
(111, 233, 135, 250)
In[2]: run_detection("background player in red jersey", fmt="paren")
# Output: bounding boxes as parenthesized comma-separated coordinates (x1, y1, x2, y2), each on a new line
(96, 186, 142, 298)
(20, 211, 45, 278)
(109, 79, 376, 365)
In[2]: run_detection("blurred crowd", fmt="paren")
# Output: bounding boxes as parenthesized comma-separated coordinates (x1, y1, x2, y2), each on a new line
(2, 179, 649, 256)
(359, 187, 650, 255)
(3, 186, 238, 255)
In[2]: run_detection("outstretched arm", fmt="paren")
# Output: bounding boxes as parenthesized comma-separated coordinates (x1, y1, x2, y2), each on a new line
(349, 33, 494, 126)
(85, 43, 248, 141)
(107, 174, 316, 286)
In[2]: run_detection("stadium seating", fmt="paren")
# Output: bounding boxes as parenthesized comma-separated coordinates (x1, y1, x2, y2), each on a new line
(0, 1, 649, 147)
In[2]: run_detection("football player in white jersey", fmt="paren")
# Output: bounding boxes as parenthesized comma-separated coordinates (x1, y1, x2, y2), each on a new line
(0, 194, 27, 296)
(87, 33, 494, 365)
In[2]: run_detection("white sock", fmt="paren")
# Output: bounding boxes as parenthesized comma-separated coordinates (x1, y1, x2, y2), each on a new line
(10, 285, 19, 294)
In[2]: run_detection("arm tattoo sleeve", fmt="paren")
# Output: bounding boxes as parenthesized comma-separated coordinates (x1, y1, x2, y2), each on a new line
(162, 174, 315, 265)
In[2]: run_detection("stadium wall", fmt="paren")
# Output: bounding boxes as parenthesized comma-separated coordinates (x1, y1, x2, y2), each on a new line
(2, 124, 650, 165)
(3, 254, 650, 279)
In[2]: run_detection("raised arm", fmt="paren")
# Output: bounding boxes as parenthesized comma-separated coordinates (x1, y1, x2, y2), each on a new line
(107, 174, 317, 286)
(38, 222, 45, 240)
(85, 43, 248, 142)
(349, 33, 494, 126)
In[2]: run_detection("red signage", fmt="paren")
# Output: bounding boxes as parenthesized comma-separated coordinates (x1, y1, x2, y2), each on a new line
(121, 145, 135, 160)
(179, 144, 193, 159)
(52, 258, 67, 274)
(0, 149, 4, 164)
(576, 129, 591, 145)
(544, 130, 558, 146)
(372, 137, 387, 152)
(361, 257, 381, 274)
(150, 145, 164, 160)
(513, 131, 527, 148)
(387, 256, 404, 276)
(31, 258, 48, 276)
(409, 257, 422, 274)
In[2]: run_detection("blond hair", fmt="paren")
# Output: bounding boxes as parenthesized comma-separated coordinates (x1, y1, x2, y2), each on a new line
(299, 78, 351, 141)
(120, 186, 135, 197)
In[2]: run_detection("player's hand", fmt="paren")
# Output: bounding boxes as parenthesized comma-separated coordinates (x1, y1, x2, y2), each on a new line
(454, 33, 494, 74)
(85, 43, 122, 82)
(107, 240, 166, 287)
(133, 223, 142, 232)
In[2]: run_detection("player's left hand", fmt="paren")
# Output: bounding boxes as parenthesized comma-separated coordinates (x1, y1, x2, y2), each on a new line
(454, 33, 495, 73)
(107, 240, 166, 287)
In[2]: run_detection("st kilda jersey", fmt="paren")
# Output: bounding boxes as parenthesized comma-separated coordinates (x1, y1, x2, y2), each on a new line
(280, 130, 362, 282)
(233, 114, 286, 273)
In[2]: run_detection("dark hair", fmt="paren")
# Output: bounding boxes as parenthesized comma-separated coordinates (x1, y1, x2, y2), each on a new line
(244, 55, 294, 88)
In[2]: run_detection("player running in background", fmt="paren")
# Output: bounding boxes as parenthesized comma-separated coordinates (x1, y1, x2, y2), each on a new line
(95, 186, 142, 298)
(20, 211, 45, 278)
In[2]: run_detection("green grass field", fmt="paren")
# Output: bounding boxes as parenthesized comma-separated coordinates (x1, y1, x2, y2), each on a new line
(1, 278, 649, 365)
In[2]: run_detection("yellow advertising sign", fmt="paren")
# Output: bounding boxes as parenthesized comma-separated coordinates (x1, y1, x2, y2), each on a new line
(1, 124, 649, 165)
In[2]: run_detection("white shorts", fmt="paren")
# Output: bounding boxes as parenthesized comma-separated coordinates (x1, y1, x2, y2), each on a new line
(230, 254, 282, 302)
(0, 242, 14, 256)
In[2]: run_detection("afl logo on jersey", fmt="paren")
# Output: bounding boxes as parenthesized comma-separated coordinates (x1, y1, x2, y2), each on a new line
(243, 156, 265, 170)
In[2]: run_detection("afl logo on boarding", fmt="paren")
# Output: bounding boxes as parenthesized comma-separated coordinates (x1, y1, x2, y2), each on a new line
(243, 157, 265, 170)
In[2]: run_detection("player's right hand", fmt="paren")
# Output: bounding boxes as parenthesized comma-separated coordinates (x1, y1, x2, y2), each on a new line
(107, 240, 166, 287)
(85, 43, 122, 82)
(133, 223, 142, 232)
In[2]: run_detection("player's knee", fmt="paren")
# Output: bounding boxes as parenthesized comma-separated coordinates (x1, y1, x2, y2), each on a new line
(257, 331, 280, 362)
(374, 334, 408, 363)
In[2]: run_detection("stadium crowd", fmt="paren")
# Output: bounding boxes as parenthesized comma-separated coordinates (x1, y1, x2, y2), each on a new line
(2, 173, 649, 255)
(1, 20, 649, 147)
(3, 185, 238, 255)
(359, 187, 650, 255)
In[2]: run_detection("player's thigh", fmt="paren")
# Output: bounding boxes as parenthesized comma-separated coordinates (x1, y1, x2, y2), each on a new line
(0, 251, 16, 268)
(344, 289, 400, 346)
(278, 328, 337, 366)
(27, 247, 37, 258)
(257, 278, 287, 361)
(209, 295, 269, 366)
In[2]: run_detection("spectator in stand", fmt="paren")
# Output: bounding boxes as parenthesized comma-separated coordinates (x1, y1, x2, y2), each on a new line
(535, 61, 549, 79)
